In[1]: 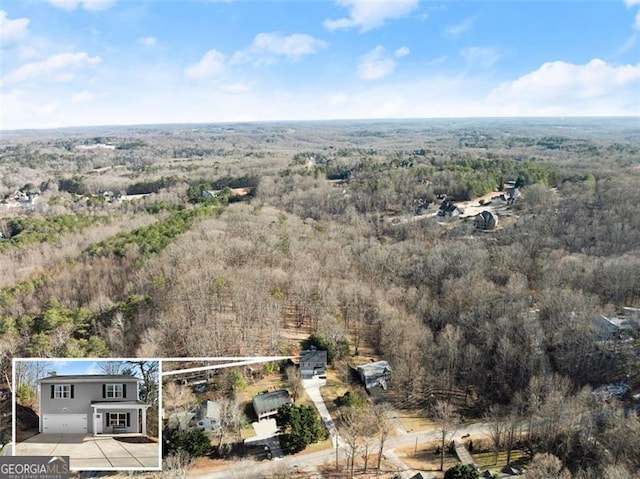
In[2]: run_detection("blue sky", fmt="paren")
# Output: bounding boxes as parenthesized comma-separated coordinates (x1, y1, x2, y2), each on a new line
(1, 0, 638, 129)
(20, 360, 112, 376)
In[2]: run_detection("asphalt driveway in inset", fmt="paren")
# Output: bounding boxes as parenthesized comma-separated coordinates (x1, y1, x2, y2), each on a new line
(15, 434, 160, 470)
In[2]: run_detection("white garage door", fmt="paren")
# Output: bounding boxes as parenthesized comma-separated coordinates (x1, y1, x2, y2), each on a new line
(42, 414, 88, 434)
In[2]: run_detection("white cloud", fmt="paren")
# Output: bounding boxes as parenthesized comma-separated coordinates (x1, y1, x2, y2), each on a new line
(624, 0, 640, 6)
(0, 10, 30, 46)
(635, 10, 640, 30)
(219, 82, 253, 94)
(395, 46, 410, 58)
(46, 0, 116, 11)
(2, 52, 102, 85)
(235, 32, 327, 64)
(488, 59, 639, 115)
(444, 17, 474, 37)
(358, 45, 397, 81)
(138, 36, 157, 47)
(324, 0, 419, 33)
(71, 90, 94, 104)
(328, 91, 349, 106)
(185, 49, 225, 79)
(461, 47, 499, 70)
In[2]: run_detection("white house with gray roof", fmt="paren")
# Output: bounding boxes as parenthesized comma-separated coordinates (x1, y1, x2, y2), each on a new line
(39, 374, 151, 436)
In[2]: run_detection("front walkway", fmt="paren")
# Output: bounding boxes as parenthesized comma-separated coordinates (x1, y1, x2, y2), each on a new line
(454, 440, 476, 467)
(15, 434, 160, 470)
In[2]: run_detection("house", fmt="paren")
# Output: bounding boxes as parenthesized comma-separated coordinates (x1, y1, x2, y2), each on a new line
(166, 411, 194, 431)
(356, 361, 392, 393)
(623, 307, 640, 324)
(252, 390, 292, 421)
(299, 349, 327, 379)
(504, 187, 521, 204)
(474, 210, 499, 230)
(438, 199, 463, 218)
(592, 315, 634, 340)
(39, 374, 151, 436)
(193, 400, 222, 432)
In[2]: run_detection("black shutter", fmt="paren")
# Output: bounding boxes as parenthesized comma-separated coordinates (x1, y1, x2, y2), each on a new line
(102, 384, 106, 398)
(126, 413, 131, 427)
(70, 385, 74, 399)
(122, 384, 127, 398)
(51, 385, 55, 399)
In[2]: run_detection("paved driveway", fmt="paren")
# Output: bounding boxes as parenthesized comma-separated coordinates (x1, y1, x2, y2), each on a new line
(14, 434, 160, 470)
(302, 376, 344, 448)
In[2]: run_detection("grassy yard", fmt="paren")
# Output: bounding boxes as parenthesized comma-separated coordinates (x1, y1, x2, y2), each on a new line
(397, 441, 459, 478)
(472, 448, 530, 471)
(395, 408, 436, 433)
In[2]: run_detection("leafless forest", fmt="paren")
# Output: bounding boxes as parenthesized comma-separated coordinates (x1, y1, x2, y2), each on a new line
(1, 118, 639, 476)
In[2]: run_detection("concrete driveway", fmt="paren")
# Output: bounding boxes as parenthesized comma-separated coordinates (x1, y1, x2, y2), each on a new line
(302, 376, 344, 448)
(14, 434, 160, 470)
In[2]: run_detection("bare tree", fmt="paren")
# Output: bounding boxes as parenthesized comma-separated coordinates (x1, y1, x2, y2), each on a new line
(338, 406, 367, 478)
(163, 452, 195, 479)
(285, 365, 302, 403)
(125, 360, 159, 403)
(526, 453, 571, 479)
(98, 361, 128, 375)
(486, 404, 504, 465)
(431, 400, 459, 471)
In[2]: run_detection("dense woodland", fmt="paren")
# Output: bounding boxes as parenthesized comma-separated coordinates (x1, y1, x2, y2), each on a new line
(1, 119, 639, 476)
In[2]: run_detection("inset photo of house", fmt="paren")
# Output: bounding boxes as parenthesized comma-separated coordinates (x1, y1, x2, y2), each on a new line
(13, 358, 161, 471)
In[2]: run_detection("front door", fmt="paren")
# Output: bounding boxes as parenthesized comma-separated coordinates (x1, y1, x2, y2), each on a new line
(94, 413, 103, 434)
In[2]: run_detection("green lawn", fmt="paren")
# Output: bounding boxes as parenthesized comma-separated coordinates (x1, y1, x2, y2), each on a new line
(472, 449, 530, 471)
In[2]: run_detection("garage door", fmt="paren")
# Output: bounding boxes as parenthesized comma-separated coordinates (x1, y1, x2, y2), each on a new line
(42, 414, 87, 434)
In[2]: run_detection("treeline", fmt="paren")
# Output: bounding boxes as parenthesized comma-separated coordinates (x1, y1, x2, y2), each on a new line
(0, 214, 108, 250)
(86, 205, 221, 259)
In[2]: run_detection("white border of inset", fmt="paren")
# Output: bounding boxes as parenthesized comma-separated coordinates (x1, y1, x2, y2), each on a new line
(11, 357, 162, 472)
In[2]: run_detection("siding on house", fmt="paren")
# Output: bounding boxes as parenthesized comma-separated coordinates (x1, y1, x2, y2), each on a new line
(39, 375, 141, 434)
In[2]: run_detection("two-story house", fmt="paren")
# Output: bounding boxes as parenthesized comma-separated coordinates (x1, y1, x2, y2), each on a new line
(39, 374, 151, 436)
(299, 349, 327, 379)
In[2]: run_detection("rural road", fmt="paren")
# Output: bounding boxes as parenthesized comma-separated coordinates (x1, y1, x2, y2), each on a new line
(187, 422, 495, 478)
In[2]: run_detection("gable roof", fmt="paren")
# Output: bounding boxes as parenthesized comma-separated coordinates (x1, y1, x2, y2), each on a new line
(39, 374, 140, 383)
(300, 349, 327, 364)
(252, 390, 292, 417)
(196, 400, 222, 420)
(440, 199, 459, 212)
(356, 361, 391, 378)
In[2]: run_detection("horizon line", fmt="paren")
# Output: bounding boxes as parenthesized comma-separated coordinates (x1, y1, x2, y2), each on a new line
(2, 114, 638, 134)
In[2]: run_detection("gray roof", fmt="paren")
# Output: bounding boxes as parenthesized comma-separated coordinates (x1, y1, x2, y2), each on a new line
(356, 361, 391, 378)
(167, 412, 194, 431)
(196, 401, 221, 420)
(91, 400, 147, 405)
(300, 350, 327, 364)
(253, 390, 292, 417)
(39, 374, 140, 383)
